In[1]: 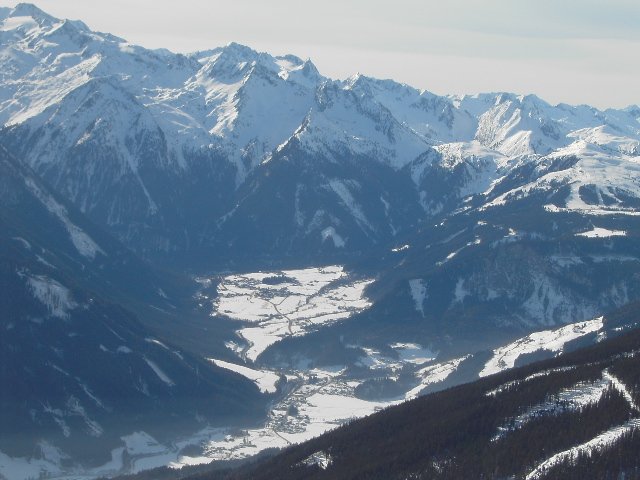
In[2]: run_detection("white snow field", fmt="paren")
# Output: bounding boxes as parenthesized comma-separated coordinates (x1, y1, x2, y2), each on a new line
(480, 317, 604, 377)
(211, 265, 374, 361)
(208, 359, 281, 394)
(576, 227, 627, 238)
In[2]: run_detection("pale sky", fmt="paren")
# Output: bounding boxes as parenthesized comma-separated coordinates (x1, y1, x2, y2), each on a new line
(1, 1, 638, 109)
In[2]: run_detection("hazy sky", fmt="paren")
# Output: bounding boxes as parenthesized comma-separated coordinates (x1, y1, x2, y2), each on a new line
(1, 1, 638, 109)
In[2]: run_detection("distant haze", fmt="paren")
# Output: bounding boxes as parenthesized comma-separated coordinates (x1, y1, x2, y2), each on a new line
(1, 0, 638, 109)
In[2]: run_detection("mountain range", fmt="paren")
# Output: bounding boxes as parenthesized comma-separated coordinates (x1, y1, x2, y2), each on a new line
(1, 3, 638, 267)
(0, 3, 639, 479)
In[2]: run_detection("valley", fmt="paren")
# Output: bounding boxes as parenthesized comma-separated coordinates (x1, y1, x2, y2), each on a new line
(0, 3, 639, 479)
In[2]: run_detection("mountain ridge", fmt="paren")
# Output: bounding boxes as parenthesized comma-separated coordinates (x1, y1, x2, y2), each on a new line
(1, 4, 639, 478)
(0, 143, 266, 475)
(1, 3, 638, 267)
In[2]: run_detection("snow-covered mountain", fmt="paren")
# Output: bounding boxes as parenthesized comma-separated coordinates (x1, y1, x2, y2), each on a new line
(1, 3, 638, 265)
(1, 3, 640, 478)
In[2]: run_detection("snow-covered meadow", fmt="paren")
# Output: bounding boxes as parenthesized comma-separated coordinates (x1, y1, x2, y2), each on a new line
(211, 265, 374, 361)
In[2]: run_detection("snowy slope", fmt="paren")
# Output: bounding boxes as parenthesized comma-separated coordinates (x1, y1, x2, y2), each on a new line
(2, 7, 640, 480)
(2, 4, 638, 264)
(480, 317, 604, 377)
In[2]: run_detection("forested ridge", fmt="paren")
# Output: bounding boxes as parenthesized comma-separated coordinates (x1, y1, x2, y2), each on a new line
(110, 306, 640, 480)
(174, 303, 640, 480)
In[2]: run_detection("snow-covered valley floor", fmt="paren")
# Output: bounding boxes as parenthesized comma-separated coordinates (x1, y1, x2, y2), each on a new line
(210, 265, 374, 362)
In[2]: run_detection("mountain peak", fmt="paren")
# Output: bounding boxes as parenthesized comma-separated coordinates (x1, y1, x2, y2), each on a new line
(277, 53, 304, 66)
(223, 41, 260, 58)
(204, 42, 263, 76)
(518, 93, 553, 111)
(624, 105, 640, 118)
(345, 73, 415, 94)
(344, 73, 370, 92)
(193, 46, 246, 79)
(300, 58, 319, 78)
(347, 72, 364, 83)
(11, 2, 55, 23)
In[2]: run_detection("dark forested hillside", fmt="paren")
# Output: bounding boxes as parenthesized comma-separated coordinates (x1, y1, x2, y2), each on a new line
(0, 144, 265, 465)
(174, 304, 640, 480)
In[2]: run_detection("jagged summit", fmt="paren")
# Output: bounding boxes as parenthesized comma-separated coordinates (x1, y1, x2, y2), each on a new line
(624, 104, 640, 117)
(6, 3, 91, 35)
(0, 3, 638, 263)
(1, 6, 640, 480)
(345, 72, 419, 93)
(11, 2, 53, 21)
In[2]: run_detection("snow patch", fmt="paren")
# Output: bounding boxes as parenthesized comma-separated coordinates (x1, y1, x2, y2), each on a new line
(480, 317, 604, 377)
(24, 274, 76, 319)
(321, 226, 345, 248)
(406, 356, 470, 399)
(408, 279, 427, 316)
(209, 359, 280, 394)
(12, 236, 31, 250)
(145, 338, 170, 350)
(390, 343, 436, 365)
(521, 272, 598, 326)
(23, 178, 104, 259)
(0, 448, 61, 480)
(454, 278, 470, 303)
(121, 431, 167, 456)
(299, 450, 332, 470)
(143, 357, 175, 387)
(327, 179, 372, 232)
(576, 227, 627, 238)
(487, 366, 577, 397)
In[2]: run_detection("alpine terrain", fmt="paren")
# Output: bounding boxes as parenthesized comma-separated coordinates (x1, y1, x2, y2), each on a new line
(181, 303, 640, 480)
(0, 3, 639, 479)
